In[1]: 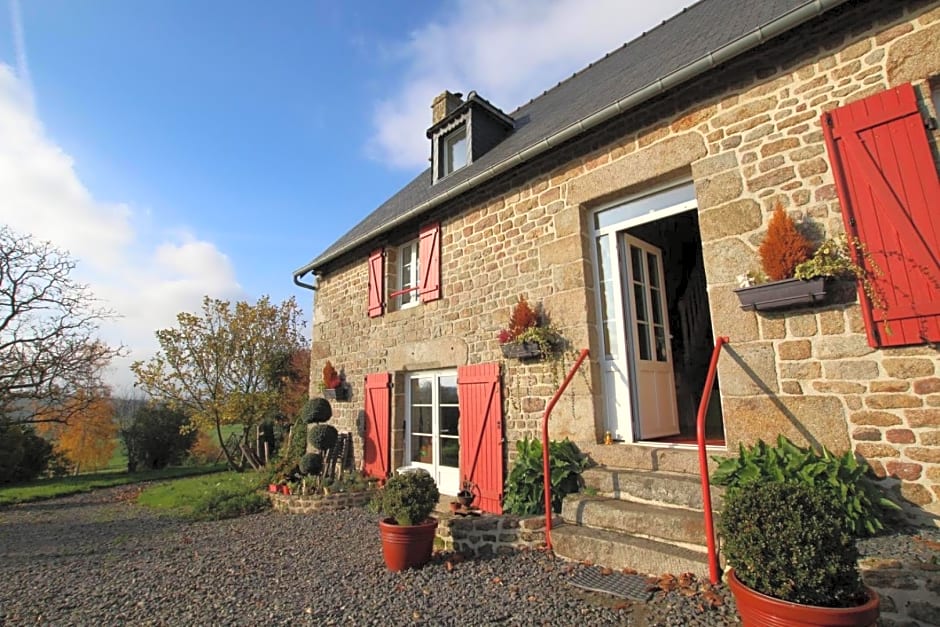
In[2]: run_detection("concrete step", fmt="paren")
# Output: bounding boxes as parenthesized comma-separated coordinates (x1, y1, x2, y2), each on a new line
(582, 466, 724, 511)
(562, 494, 709, 547)
(551, 523, 709, 577)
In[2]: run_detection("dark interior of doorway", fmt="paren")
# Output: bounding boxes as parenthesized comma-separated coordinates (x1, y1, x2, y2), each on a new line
(628, 211, 724, 444)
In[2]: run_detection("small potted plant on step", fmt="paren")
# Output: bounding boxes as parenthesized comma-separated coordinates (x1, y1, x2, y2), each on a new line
(719, 480, 880, 626)
(369, 469, 440, 571)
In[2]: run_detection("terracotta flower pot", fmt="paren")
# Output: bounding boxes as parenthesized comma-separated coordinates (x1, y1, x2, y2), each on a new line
(727, 568, 880, 627)
(378, 517, 438, 572)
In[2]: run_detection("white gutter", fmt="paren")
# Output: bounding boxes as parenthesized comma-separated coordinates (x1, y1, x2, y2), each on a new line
(295, 0, 844, 279)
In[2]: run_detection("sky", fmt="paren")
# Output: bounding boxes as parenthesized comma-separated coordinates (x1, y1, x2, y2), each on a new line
(0, 0, 691, 389)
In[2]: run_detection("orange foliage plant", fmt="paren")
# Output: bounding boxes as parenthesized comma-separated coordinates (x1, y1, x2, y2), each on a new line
(39, 391, 117, 473)
(758, 204, 813, 281)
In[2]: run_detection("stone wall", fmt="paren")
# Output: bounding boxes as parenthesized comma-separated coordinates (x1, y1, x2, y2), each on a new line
(267, 489, 375, 514)
(435, 513, 555, 556)
(309, 0, 940, 519)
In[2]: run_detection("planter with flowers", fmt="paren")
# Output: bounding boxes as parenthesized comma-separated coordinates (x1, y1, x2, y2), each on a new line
(497, 296, 563, 361)
(734, 204, 880, 313)
(320, 360, 349, 401)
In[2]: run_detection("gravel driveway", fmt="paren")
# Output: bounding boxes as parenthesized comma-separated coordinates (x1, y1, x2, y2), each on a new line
(0, 486, 739, 626)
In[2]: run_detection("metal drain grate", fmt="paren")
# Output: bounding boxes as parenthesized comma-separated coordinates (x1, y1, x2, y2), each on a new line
(567, 566, 652, 601)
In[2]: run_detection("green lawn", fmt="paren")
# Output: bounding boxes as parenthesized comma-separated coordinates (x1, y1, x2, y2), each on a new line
(137, 470, 270, 520)
(0, 464, 226, 506)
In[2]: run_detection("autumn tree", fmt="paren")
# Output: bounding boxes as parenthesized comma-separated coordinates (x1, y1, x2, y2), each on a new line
(264, 347, 310, 423)
(131, 295, 306, 468)
(40, 391, 117, 474)
(0, 226, 123, 426)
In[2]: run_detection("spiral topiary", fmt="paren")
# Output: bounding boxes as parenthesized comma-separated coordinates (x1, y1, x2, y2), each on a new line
(308, 423, 338, 452)
(300, 397, 332, 424)
(299, 452, 323, 476)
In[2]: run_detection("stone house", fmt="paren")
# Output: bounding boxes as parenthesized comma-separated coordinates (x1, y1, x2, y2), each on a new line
(294, 0, 940, 570)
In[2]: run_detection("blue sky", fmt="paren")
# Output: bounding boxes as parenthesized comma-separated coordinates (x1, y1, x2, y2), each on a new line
(0, 0, 689, 387)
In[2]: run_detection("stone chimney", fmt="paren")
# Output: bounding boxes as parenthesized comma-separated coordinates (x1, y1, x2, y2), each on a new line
(431, 91, 464, 125)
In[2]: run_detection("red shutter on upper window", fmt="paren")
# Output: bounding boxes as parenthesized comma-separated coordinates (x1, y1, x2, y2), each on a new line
(418, 223, 441, 303)
(822, 83, 940, 347)
(367, 248, 385, 318)
(457, 363, 503, 514)
(362, 372, 391, 479)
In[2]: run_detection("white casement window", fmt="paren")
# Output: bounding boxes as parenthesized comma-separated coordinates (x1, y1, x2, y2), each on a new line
(443, 125, 468, 176)
(404, 370, 460, 495)
(397, 240, 419, 309)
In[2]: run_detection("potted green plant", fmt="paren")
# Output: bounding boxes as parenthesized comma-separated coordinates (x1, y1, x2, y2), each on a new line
(369, 468, 440, 571)
(497, 295, 562, 360)
(719, 480, 880, 626)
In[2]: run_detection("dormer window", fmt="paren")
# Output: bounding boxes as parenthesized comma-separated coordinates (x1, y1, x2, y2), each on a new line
(428, 90, 514, 184)
(443, 126, 468, 176)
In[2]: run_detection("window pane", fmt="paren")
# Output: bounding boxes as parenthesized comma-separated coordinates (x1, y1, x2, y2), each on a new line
(413, 406, 433, 434)
(411, 435, 433, 464)
(411, 377, 431, 405)
(439, 437, 459, 468)
(439, 376, 458, 404)
(440, 406, 459, 436)
(447, 128, 468, 172)
(637, 322, 651, 360)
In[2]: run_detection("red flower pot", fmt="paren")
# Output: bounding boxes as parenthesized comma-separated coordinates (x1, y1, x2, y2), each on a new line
(378, 517, 438, 572)
(280, 485, 291, 495)
(727, 568, 880, 627)
(268, 484, 278, 493)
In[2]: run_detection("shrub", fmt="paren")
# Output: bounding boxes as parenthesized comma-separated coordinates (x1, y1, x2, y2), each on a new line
(122, 405, 198, 471)
(758, 204, 813, 281)
(190, 489, 269, 521)
(300, 397, 332, 424)
(369, 469, 439, 525)
(299, 452, 323, 476)
(719, 481, 867, 607)
(0, 424, 55, 484)
(308, 423, 338, 452)
(503, 437, 588, 515)
(711, 434, 899, 537)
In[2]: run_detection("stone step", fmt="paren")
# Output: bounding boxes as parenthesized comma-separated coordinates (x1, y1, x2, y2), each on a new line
(582, 466, 724, 511)
(562, 494, 710, 547)
(551, 523, 710, 577)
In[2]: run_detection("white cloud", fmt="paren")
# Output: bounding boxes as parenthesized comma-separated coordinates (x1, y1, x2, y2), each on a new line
(368, 0, 691, 170)
(0, 64, 243, 389)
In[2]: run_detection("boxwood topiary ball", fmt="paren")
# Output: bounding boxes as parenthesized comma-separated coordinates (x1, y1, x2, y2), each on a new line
(308, 423, 338, 452)
(300, 397, 332, 424)
(299, 452, 323, 476)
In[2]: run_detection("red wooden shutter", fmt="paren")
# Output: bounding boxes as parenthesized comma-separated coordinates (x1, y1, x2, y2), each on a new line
(822, 83, 940, 347)
(367, 248, 385, 318)
(418, 223, 441, 303)
(457, 363, 503, 514)
(363, 372, 391, 478)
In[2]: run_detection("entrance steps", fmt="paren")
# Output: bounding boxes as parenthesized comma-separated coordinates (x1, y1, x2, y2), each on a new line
(552, 466, 723, 577)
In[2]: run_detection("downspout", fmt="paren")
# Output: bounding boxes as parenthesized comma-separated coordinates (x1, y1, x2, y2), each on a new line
(293, 270, 318, 291)
(296, 0, 844, 276)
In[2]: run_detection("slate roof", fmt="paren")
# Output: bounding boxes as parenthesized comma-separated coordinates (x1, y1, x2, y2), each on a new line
(297, 0, 844, 276)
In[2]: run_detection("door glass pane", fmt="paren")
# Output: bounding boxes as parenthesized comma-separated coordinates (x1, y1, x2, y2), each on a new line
(594, 182, 696, 229)
(650, 289, 663, 325)
(439, 437, 459, 467)
(413, 406, 433, 434)
(411, 377, 431, 404)
(633, 284, 648, 322)
(631, 246, 644, 283)
(411, 435, 433, 464)
(647, 252, 660, 288)
(636, 322, 651, 360)
(440, 406, 460, 436)
(654, 326, 667, 362)
(596, 236, 619, 359)
(439, 376, 458, 404)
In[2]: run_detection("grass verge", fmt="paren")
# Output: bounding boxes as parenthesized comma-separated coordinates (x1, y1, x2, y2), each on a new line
(0, 465, 227, 506)
(137, 470, 270, 521)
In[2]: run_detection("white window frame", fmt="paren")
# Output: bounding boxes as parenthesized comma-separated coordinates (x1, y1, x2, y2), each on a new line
(397, 239, 420, 309)
(403, 369, 460, 495)
(442, 125, 468, 176)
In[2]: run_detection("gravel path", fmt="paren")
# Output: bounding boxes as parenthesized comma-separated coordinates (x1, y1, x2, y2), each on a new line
(0, 487, 739, 626)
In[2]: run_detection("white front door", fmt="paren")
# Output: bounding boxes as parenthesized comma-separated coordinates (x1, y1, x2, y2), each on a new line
(404, 371, 460, 495)
(621, 234, 680, 439)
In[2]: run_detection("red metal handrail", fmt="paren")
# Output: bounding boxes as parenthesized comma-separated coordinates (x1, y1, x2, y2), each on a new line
(698, 336, 729, 585)
(542, 348, 590, 550)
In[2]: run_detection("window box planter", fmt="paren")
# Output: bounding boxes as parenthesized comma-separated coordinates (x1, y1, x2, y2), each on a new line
(323, 386, 349, 402)
(734, 277, 828, 312)
(500, 341, 543, 360)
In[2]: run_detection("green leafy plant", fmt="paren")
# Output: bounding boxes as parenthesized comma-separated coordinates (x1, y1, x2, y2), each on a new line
(369, 469, 440, 525)
(711, 435, 900, 537)
(299, 452, 323, 476)
(308, 424, 338, 452)
(503, 437, 588, 515)
(300, 397, 332, 424)
(719, 481, 867, 607)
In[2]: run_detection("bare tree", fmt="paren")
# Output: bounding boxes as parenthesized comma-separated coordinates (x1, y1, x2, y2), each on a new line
(0, 226, 123, 425)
